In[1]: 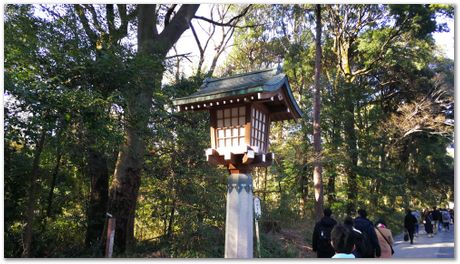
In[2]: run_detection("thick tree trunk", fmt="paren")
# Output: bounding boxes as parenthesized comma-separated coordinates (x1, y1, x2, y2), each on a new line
(109, 106, 150, 253)
(85, 147, 109, 253)
(107, 4, 200, 253)
(22, 129, 46, 257)
(313, 4, 324, 222)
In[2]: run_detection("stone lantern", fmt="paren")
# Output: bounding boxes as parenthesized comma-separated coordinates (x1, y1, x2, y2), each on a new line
(173, 67, 301, 258)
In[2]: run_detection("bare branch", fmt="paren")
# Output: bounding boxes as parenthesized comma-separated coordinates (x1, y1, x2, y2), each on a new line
(165, 53, 193, 62)
(208, 24, 235, 76)
(193, 5, 255, 28)
(189, 22, 203, 54)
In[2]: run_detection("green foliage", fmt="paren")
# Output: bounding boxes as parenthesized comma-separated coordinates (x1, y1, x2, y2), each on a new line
(4, 4, 454, 258)
(259, 233, 297, 258)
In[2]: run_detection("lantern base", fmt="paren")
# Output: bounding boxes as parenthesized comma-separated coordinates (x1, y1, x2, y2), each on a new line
(205, 147, 274, 168)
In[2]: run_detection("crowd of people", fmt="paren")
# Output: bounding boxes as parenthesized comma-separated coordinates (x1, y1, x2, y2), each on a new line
(419, 206, 454, 238)
(311, 206, 454, 258)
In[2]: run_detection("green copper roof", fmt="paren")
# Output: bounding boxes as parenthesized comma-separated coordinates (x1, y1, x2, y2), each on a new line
(173, 68, 281, 104)
(173, 67, 302, 119)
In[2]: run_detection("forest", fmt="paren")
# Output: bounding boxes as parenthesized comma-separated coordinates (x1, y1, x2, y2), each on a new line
(4, 4, 454, 258)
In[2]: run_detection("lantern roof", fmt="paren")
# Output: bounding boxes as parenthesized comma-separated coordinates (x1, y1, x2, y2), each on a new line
(173, 67, 302, 121)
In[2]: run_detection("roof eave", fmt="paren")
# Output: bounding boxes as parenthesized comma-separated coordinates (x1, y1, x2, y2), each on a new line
(172, 86, 265, 106)
(281, 77, 303, 119)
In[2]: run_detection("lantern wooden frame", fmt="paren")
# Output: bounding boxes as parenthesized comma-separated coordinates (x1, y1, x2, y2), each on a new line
(173, 67, 302, 169)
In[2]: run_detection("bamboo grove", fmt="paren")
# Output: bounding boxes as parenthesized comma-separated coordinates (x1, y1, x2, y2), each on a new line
(4, 4, 454, 257)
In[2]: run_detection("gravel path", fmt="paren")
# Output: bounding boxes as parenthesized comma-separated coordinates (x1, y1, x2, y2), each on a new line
(392, 224, 454, 258)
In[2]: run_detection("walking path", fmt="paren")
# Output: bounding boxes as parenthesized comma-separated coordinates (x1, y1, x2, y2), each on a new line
(392, 224, 454, 258)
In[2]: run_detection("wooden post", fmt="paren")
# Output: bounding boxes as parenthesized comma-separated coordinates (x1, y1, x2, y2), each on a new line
(105, 217, 116, 258)
(254, 218, 261, 258)
(225, 173, 253, 258)
(254, 197, 262, 258)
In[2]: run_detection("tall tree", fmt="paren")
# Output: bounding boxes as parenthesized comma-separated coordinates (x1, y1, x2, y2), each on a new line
(22, 129, 47, 257)
(108, 4, 200, 253)
(312, 4, 324, 222)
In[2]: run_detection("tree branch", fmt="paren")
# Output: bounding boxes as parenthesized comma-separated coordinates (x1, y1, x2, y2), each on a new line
(158, 4, 200, 56)
(189, 21, 203, 55)
(116, 5, 137, 41)
(106, 4, 115, 36)
(164, 4, 177, 27)
(74, 5, 97, 45)
(193, 5, 254, 28)
(84, 4, 104, 33)
(165, 53, 193, 63)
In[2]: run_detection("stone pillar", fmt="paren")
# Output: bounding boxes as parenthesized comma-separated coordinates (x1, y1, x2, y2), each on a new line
(225, 173, 253, 258)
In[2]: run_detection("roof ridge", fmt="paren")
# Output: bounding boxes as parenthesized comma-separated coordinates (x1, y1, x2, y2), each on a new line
(205, 68, 275, 83)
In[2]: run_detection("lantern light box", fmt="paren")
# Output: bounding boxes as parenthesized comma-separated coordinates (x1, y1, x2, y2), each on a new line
(173, 67, 302, 169)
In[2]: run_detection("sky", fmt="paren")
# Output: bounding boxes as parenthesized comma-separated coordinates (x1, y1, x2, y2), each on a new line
(432, 16, 455, 60)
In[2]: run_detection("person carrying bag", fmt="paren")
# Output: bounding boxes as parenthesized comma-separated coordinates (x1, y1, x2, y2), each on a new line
(375, 219, 394, 258)
(404, 229, 409, 241)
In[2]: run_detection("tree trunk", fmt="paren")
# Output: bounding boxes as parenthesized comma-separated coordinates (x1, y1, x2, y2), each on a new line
(109, 107, 150, 253)
(108, 4, 199, 253)
(85, 146, 109, 253)
(46, 148, 62, 218)
(299, 169, 308, 218)
(166, 199, 176, 238)
(344, 89, 358, 214)
(263, 168, 268, 202)
(313, 4, 324, 222)
(326, 171, 336, 203)
(22, 129, 46, 257)
(45, 124, 67, 219)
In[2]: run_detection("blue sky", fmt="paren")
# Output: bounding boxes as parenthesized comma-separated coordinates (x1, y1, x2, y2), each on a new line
(433, 16, 455, 59)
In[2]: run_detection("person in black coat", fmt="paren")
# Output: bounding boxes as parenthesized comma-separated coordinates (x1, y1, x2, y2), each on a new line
(312, 208, 337, 258)
(404, 208, 418, 244)
(431, 206, 442, 234)
(354, 209, 381, 258)
(343, 216, 365, 258)
(423, 208, 434, 237)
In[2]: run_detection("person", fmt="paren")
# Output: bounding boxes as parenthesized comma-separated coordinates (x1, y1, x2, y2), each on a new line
(354, 208, 381, 257)
(431, 206, 441, 234)
(343, 216, 365, 258)
(312, 208, 337, 258)
(411, 210, 421, 236)
(374, 218, 394, 258)
(330, 224, 355, 258)
(423, 208, 433, 238)
(442, 209, 451, 231)
(404, 208, 417, 244)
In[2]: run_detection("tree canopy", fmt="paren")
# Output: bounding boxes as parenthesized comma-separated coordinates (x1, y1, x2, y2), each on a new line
(4, 4, 454, 258)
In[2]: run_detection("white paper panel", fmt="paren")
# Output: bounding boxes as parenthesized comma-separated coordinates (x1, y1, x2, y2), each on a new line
(232, 107, 238, 116)
(239, 106, 245, 115)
